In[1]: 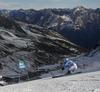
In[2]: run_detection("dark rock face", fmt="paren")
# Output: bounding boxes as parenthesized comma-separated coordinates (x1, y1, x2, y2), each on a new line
(1, 6, 100, 49)
(85, 40, 100, 57)
(0, 16, 87, 74)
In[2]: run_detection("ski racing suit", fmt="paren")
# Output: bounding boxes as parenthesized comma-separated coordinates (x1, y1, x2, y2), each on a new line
(63, 60, 77, 72)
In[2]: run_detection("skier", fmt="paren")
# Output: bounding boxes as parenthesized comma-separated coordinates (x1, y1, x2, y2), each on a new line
(62, 58, 77, 74)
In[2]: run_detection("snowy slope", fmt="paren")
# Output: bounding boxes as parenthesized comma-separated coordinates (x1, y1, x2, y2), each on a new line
(0, 48, 100, 91)
(0, 35, 100, 91)
(41, 43, 100, 78)
(0, 67, 100, 92)
(74, 40, 100, 71)
(3, 6, 100, 49)
(0, 16, 87, 77)
(0, 41, 100, 91)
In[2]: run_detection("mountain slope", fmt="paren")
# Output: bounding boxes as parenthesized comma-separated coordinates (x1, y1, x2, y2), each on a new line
(1, 6, 100, 49)
(73, 40, 100, 70)
(85, 40, 100, 57)
(0, 69, 100, 91)
(0, 16, 87, 76)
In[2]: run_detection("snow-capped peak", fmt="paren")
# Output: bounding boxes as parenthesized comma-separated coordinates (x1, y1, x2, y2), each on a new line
(77, 5, 85, 9)
(73, 5, 86, 13)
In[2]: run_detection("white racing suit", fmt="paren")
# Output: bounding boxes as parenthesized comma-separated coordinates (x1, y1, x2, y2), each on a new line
(63, 60, 77, 71)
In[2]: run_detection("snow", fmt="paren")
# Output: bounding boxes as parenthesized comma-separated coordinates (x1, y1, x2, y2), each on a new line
(60, 15, 72, 22)
(0, 70, 100, 92)
(0, 47, 100, 91)
(0, 27, 31, 48)
(0, 20, 100, 91)
(73, 5, 86, 13)
(0, 25, 99, 91)
(0, 53, 100, 92)
(19, 22, 77, 47)
(47, 13, 59, 28)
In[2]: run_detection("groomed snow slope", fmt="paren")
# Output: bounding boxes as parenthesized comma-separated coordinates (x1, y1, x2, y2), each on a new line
(0, 39, 100, 92)
(0, 50, 100, 92)
(0, 69, 100, 92)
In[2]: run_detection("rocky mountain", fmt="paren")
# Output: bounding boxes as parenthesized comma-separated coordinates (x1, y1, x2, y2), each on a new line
(1, 5, 100, 49)
(85, 40, 100, 57)
(73, 40, 100, 69)
(0, 16, 87, 76)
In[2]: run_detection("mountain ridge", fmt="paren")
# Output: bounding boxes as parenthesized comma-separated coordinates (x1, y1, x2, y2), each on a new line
(0, 16, 87, 75)
(0, 5, 99, 49)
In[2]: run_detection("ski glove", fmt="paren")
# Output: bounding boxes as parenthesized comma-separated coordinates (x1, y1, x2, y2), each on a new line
(62, 67, 64, 71)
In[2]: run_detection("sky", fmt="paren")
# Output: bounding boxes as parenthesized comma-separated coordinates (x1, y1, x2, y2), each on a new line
(0, 0, 100, 10)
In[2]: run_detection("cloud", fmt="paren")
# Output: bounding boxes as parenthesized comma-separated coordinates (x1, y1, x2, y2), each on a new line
(39, 0, 80, 1)
(81, 1, 100, 9)
(0, 0, 99, 10)
(44, 0, 64, 1)
(0, 1, 44, 10)
(0, 1, 32, 10)
(0, 2, 19, 10)
(0, 2, 11, 8)
(39, 0, 63, 1)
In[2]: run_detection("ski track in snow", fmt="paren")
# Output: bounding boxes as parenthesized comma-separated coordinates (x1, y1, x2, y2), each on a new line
(0, 22, 100, 92)
(0, 52, 100, 92)
(0, 70, 100, 92)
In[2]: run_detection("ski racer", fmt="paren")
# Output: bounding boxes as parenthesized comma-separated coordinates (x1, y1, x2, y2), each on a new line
(62, 58, 77, 74)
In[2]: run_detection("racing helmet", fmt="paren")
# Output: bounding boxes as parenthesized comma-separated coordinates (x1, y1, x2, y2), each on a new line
(65, 58, 69, 61)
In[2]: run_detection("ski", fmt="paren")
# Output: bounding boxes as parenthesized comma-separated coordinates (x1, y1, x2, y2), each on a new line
(52, 71, 82, 78)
